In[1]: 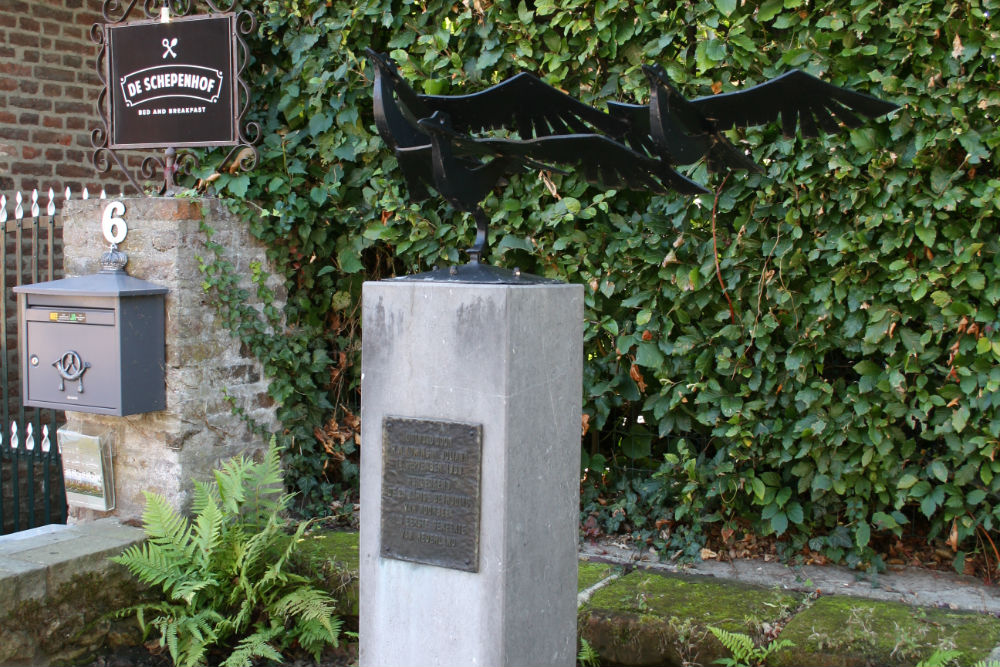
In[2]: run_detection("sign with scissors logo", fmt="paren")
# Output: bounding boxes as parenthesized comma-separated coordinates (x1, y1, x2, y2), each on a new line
(106, 14, 238, 149)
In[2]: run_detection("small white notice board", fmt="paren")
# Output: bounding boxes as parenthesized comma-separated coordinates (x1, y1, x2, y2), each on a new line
(58, 426, 115, 511)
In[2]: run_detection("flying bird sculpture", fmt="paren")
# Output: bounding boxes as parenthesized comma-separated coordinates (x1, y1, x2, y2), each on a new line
(366, 49, 897, 269)
(608, 64, 899, 172)
(366, 49, 706, 264)
(414, 111, 706, 261)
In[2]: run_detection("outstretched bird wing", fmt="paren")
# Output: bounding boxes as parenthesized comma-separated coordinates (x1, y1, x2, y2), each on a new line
(419, 73, 628, 140)
(419, 116, 707, 196)
(504, 134, 708, 195)
(689, 70, 899, 137)
(367, 48, 432, 150)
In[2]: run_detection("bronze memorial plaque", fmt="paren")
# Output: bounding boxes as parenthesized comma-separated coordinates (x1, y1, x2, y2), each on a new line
(380, 417, 482, 572)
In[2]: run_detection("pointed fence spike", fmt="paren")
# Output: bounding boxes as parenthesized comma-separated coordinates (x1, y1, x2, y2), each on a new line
(25, 422, 34, 451)
(83, 187, 89, 200)
(15, 192, 23, 219)
(47, 187, 55, 216)
(31, 189, 39, 218)
(100, 188, 106, 199)
(65, 186, 71, 201)
(41, 425, 50, 453)
(1, 195, 7, 224)
(11, 421, 18, 450)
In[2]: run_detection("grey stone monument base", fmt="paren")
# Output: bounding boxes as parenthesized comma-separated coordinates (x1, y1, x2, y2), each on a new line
(360, 279, 583, 667)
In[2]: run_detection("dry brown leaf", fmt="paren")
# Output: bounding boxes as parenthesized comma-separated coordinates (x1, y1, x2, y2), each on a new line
(539, 170, 561, 200)
(629, 364, 647, 393)
(195, 171, 221, 192)
(228, 146, 256, 174)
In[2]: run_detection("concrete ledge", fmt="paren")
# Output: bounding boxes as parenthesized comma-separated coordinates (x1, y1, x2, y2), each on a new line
(0, 519, 144, 602)
(0, 519, 146, 666)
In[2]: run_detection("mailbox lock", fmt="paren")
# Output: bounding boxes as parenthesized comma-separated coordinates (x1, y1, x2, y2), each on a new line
(30, 354, 39, 366)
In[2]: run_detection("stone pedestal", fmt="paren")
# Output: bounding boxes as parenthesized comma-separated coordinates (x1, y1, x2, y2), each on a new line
(360, 279, 583, 667)
(58, 197, 280, 522)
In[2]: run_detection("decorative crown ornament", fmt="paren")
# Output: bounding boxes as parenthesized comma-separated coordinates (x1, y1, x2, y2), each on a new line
(100, 243, 129, 273)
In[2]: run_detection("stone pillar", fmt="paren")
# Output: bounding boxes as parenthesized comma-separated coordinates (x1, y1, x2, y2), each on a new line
(360, 280, 583, 667)
(59, 197, 280, 522)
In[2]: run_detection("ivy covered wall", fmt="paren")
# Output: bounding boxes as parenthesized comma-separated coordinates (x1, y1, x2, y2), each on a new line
(206, 0, 999, 568)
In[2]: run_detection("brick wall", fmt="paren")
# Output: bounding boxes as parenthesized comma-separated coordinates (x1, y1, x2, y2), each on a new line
(0, 0, 127, 197)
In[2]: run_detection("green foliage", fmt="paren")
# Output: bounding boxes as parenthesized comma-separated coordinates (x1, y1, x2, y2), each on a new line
(917, 649, 964, 667)
(111, 444, 343, 667)
(708, 626, 793, 667)
(577, 637, 601, 667)
(201, 0, 998, 564)
(195, 219, 357, 515)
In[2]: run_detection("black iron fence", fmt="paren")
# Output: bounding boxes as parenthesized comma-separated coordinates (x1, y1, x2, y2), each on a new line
(0, 188, 68, 534)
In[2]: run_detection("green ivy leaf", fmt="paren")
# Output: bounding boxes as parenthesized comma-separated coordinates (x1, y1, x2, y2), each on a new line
(770, 511, 788, 535)
(915, 225, 937, 247)
(715, 0, 737, 16)
(226, 175, 250, 198)
(757, 0, 783, 21)
(786, 502, 804, 525)
(337, 247, 364, 274)
(952, 405, 970, 433)
(635, 342, 664, 367)
(855, 521, 871, 548)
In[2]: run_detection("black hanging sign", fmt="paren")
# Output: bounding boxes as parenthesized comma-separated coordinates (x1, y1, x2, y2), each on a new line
(106, 14, 238, 149)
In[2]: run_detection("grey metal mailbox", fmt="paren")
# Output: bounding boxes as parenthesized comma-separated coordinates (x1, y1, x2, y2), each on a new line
(14, 269, 168, 416)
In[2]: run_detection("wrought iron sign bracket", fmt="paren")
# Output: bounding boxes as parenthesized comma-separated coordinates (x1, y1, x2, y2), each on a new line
(90, 0, 259, 196)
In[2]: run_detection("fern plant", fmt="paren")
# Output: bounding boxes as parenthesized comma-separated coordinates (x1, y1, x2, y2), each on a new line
(916, 649, 963, 667)
(112, 443, 342, 667)
(708, 626, 793, 667)
(577, 637, 600, 667)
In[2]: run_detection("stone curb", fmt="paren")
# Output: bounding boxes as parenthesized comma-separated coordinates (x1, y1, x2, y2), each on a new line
(4, 527, 1000, 667)
(576, 565, 1000, 666)
(0, 518, 148, 666)
(0, 519, 144, 609)
(580, 541, 1000, 614)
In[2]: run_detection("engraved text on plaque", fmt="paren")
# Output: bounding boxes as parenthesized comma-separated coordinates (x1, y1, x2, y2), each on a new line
(380, 417, 482, 572)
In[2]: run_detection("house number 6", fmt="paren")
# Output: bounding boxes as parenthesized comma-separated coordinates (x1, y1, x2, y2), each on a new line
(101, 201, 127, 245)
